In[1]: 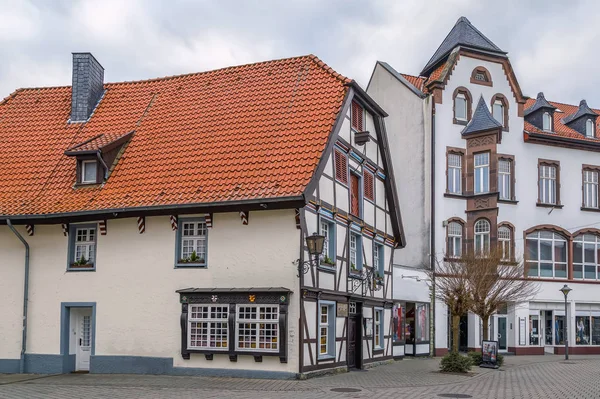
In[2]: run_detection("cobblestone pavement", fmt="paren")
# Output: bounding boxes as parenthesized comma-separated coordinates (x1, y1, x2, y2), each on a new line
(1, 355, 599, 398)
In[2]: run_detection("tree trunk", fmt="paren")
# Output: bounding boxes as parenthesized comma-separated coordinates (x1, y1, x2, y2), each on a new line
(482, 315, 489, 343)
(452, 315, 460, 353)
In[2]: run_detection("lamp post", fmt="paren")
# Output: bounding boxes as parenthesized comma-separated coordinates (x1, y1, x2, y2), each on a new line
(296, 233, 325, 276)
(559, 284, 572, 360)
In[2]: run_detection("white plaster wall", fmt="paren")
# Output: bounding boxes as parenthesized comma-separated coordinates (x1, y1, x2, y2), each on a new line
(392, 266, 430, 303)
(0, 210, 301, 373)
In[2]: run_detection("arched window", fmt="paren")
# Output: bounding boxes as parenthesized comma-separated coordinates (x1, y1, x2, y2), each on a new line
(498, 226, 511, 261)
(493, 100, 504, 125)
(542, 112, 552, 131)
(525, 231, 567, 278)
(573, 234, 600, 280)
(474, 219, 490, 254)
(447, 221, 463, 258)
(455, 93, 467, 121)
(586, 119, 594, 138)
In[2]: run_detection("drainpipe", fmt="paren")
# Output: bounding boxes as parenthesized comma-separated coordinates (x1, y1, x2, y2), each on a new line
(7, 219, 30, 374)
(430, 103, 436, 357)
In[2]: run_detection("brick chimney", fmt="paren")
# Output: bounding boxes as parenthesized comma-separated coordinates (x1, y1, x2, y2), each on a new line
(70, 53, 104, 122)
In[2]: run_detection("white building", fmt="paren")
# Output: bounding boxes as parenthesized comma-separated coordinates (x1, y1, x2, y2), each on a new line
(0, 53, 405, 377)
(368, 17, 600, 356)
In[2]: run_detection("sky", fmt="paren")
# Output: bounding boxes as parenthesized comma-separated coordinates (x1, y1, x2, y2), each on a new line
(1, 0, 599, 106)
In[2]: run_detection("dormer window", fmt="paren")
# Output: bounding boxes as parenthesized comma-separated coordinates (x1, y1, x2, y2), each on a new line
(81, 160, 98, 184)
(493, 100, 504, 125)
(542, 112, 552, 132)
(586, 119, 594, 138)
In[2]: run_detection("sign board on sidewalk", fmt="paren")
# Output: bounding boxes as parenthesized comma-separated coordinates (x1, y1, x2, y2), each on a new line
(481, 340, 499, 369)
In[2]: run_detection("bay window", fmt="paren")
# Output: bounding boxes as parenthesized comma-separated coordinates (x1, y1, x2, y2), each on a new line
(474, 153, 490, 194)
(236, 305, 279, 352)
(188, 305, 228, 350)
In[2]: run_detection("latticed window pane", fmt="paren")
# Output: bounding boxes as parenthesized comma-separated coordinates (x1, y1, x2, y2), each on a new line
(498, 226, 511, 261)
(539, 165, 557, 204)
(447, 222, 462, 258)
(350, 234, 358, 268)
(180, 221, 207, 263)
(584, 170, 599, 208)
(498, 159, 511, 200)
(74, 227, 96, 263)
(474, 153, 490, 194)
(447, 153, 462, 194)
(188, 305, 229, 350)
(320, 221, 330, 261)
(474, 220, 490, 254)
(319, 304, 330, 356)
(236, 306, 279, 352)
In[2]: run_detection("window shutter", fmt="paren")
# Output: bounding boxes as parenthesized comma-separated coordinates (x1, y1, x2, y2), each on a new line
(334, 150, 348, 184)
(351, 101, 363, 131)
(364, 171, 374, 201)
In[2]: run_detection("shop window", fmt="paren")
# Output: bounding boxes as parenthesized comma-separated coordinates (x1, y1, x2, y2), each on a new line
(583, 169, 599, 209)
(415, 303, 430, 342)
(593, 316, 600, 345)
(236, 305, 279, 352)
(525, 231, 567, 278)
(474, 219, 490, 255)
(576, 315, 591, 345)
(393, 303, 405, 342)
(447, 221, 463, 258)
(573, 234, 600, 280)
(447, 152, 463, 194)
(529, 314, 540, 345)
(318, 301, 336, 358)
(374, 308, 384, 350)
(176, 219, 208, 267)
(555, 315, 566, 345)
(188, 305, 228, 350)
(319, 218, 336, 267)
(474, 152, 490, 194)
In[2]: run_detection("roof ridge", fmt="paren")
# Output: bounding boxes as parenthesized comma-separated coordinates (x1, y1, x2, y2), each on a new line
(306, 54, 351, 84)
(548, 99, 600, 113)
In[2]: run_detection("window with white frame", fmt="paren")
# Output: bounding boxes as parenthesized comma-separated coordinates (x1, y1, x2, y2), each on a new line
(70, 225, 97, 268)
(493, 100, 504, 125)
(447, 153, 462, 194)
(188, 305, 229, 350)
(525, 231, 567, 278)
(498, 159, 511, 200)
(539, 164, 557, 204)
(320, 219, 336, 266)
(455, 93, 467, 121)
(447, 222, 462, 258)
(350, 233, 362, 272)
(178, 220, 207, 265)
(498, 226, 511, 261)
(236, 305, 279, 352)
(543, 112, 552, 131)
(474, 153, 490, 194)
(374, 308, 384, 350)
(584, 169, 599, 209)
(573, 234, 600, 280)
(81, 160, 98, 184)
(586, 119, 594, 138)
(474, 219, 490, 255)
(374, 243, 384, 280)
(319, 301, 335, 358)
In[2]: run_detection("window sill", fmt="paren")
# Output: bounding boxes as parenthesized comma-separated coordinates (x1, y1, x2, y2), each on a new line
(373, 348, 384, 354)
(536, 203, 563, 209)
(453, 119, 468, 126)
(349, 271, 363, 279)
(581, 207, 600, 213)
(318, 265, 336, 273)
(498, 199, 519, 205)
(175, 263, 207, 269)
(67, 266, 96, 272)
(317, 355, 336, 361)
(443, 193, 465, 199)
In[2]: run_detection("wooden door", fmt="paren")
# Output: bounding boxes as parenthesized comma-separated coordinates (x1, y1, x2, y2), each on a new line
(347, 316, 357, 368)
(350, 174, 360, 216)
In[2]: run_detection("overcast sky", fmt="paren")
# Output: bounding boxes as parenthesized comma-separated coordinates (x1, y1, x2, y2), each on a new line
(1, 0, 599, 106)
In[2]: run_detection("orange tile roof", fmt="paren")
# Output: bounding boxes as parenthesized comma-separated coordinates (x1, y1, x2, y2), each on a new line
(400, 74, 426, 92)
(0, 55, 350, 217)
(523, 98, 600, 142)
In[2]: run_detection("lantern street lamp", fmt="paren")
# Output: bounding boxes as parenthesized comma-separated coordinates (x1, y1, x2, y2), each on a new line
(295, 233, 325, 277)
(559, 284, 572, 360)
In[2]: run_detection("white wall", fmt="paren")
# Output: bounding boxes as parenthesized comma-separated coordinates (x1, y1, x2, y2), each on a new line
(0, 210, 300, 372)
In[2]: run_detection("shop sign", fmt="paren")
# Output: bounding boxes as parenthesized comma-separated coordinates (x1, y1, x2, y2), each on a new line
(481, 340, 499, 369)
(337, 303, 349, 317)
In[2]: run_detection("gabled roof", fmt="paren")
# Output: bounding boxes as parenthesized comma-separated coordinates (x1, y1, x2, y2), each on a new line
(421, 16, 506, 76)
(64, 131, 134, 155)
(461, 96, 502, 136)
(0, 55, 351, 218)
(523, 92, 556, 116)
(562, 100, 598, 124)
(371, 61, 425, 98)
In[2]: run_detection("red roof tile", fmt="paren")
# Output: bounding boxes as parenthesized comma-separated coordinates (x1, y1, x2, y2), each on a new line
(400, 74, 426, 92)
(524, 98, 600, 142)
(0, 55, 349, 217)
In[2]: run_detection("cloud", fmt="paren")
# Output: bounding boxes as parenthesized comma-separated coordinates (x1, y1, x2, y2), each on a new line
(0, 0, 599, 106)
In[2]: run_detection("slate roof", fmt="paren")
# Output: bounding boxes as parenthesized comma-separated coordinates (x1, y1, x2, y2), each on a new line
(523, 92, 556, 116)
(0, 55, 350, 217)
(524, 98, 600, 142)
(562, 99, 598, 124)
(461, 95, 502, 136)
(421, 17, 506, 76)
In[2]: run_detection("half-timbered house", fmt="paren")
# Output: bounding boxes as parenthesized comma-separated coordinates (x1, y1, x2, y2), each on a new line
(0, 53, 404, 378)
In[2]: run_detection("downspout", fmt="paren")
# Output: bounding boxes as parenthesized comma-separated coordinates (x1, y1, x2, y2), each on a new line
(7, 219, 30, 374)
(430, 103, 436, 357)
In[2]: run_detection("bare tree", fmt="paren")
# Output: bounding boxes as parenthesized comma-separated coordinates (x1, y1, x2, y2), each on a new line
(464, 245, 539, 342)
(428, 258, 471, 353)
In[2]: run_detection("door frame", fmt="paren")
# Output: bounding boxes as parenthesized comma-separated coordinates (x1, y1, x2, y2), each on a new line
(493, 315, 508, 353)
(60, 302, 96, 373)
(347, 301, 363, 369)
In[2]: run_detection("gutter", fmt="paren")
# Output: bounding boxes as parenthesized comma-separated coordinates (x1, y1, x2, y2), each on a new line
(6, 219, 30, 374)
